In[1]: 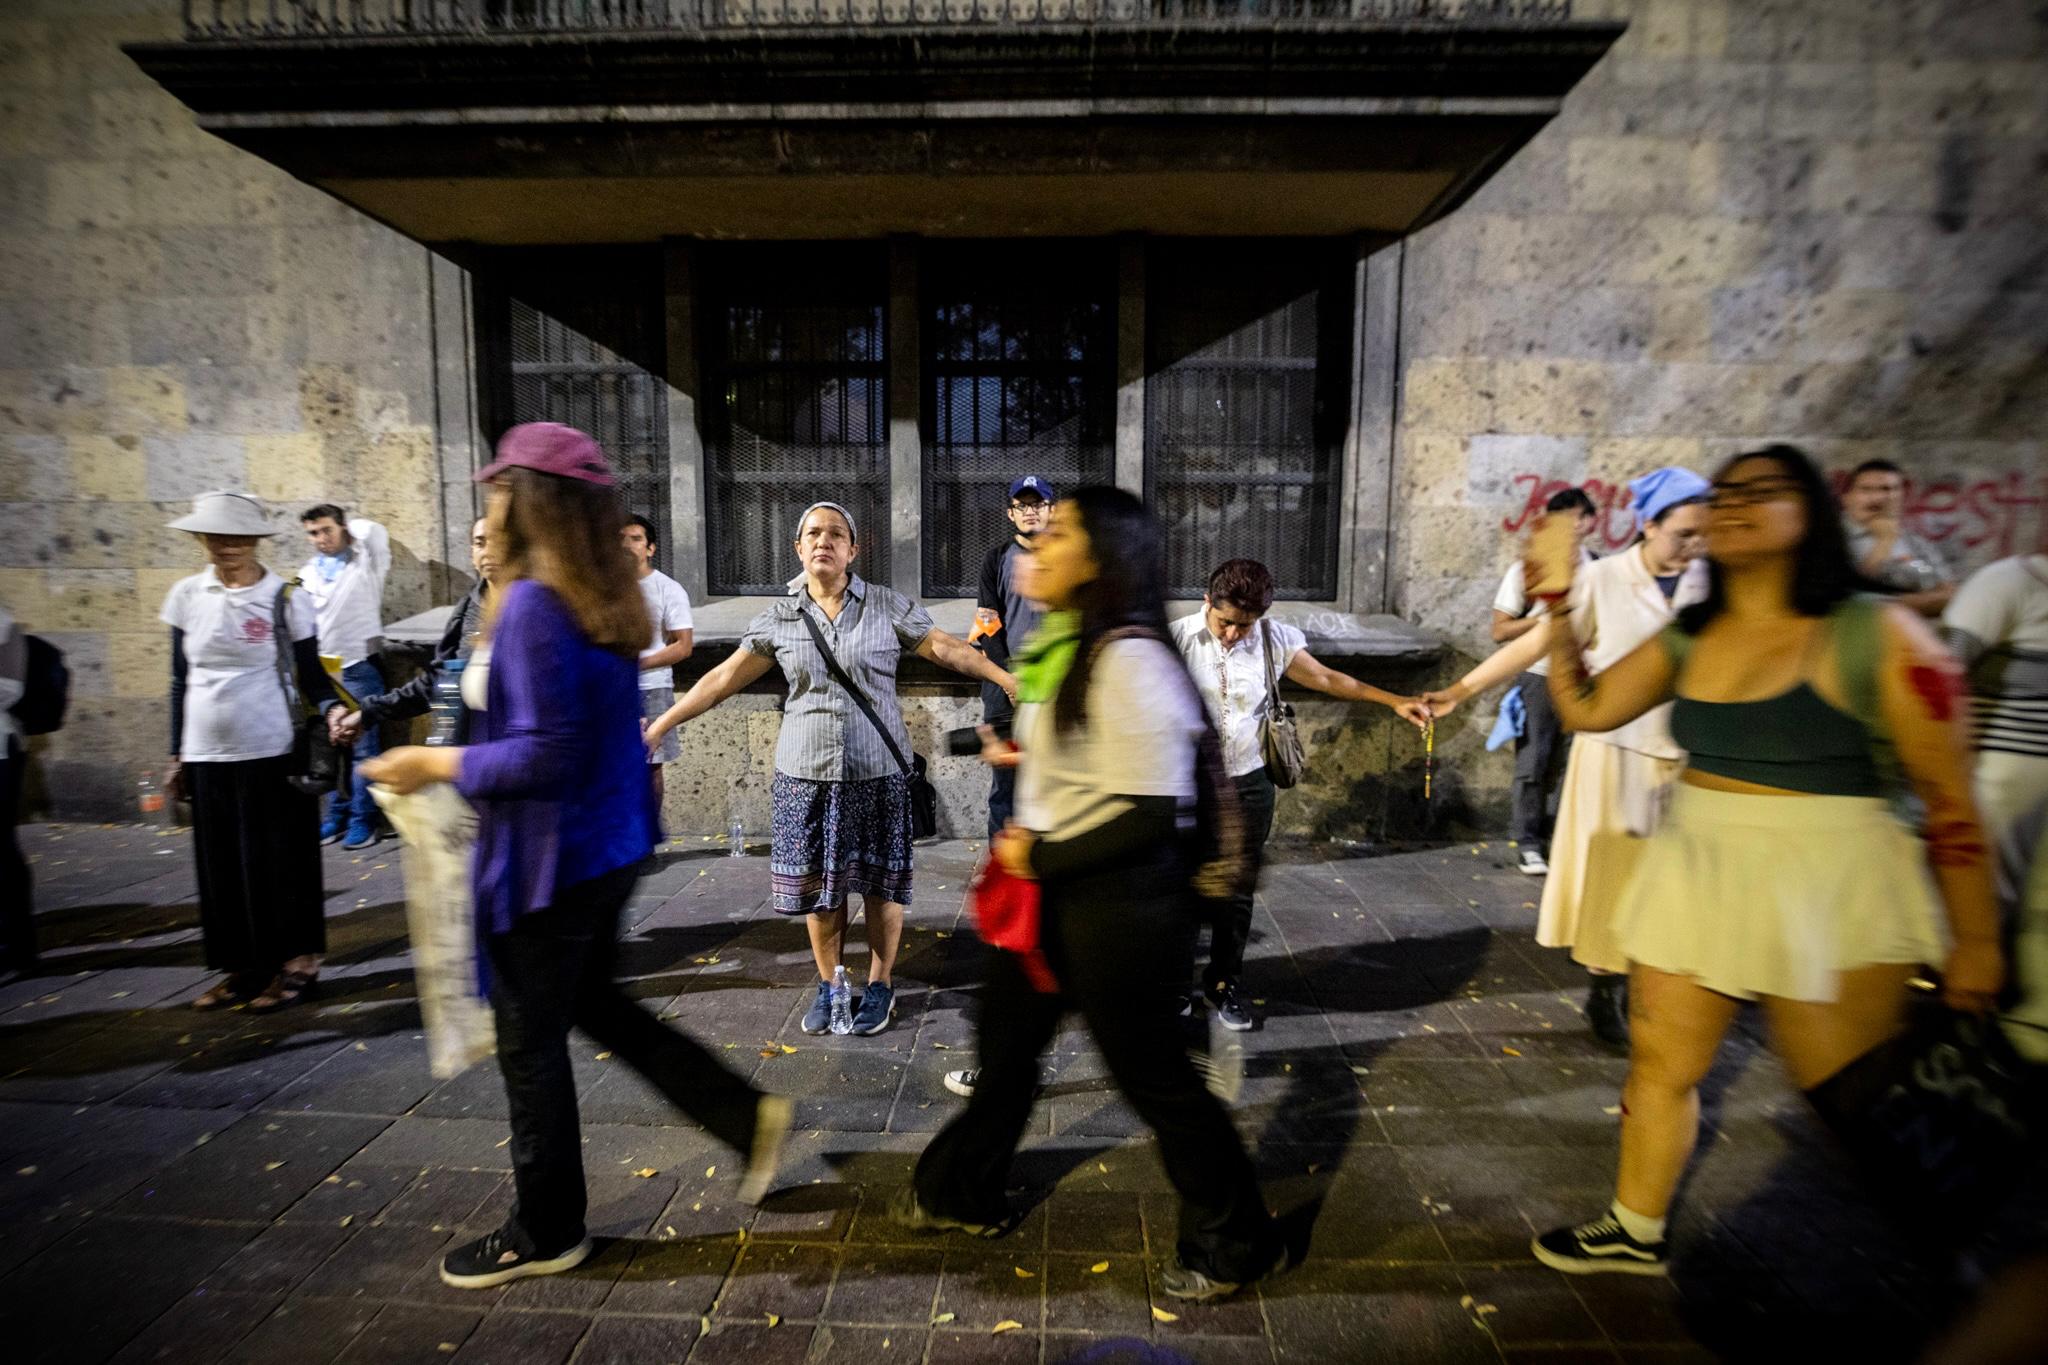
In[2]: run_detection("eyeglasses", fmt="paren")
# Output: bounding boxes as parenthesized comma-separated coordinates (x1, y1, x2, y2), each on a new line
(1009, 500, 1051, 512)
(1709, 477, 1805, 507)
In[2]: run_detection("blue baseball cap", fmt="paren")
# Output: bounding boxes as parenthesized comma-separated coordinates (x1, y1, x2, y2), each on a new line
(1008, 475, 1054, 503)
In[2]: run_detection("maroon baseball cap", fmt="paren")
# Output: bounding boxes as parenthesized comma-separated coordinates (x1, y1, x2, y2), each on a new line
(475, 422, 616, 486)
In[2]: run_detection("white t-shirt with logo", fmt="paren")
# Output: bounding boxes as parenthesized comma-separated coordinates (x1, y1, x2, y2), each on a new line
(637, 568, 695, 690)
(160, 566, 318, 763)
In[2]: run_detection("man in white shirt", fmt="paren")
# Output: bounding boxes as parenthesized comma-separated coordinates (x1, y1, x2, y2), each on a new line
(623, 515, 695, 830)
(299, 504, 390, 850)
(1491, 487, 1599, 876)
(1172, 559, 1430, 1031)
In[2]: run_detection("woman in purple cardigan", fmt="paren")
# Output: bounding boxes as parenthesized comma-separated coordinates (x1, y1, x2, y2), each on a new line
(363, 424, 791, 1291)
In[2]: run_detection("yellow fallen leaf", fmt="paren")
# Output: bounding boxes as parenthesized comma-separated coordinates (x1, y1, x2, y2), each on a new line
(931, 1042, 951, 1050)
(931, 1312, 957, 1325)
(438, 1344, 456, 1354)
(594, 1051, 613, 1061)
(760, 1049, 781, 1058)
(765, 1313, 781, 1327)
(17, 1165, 36, 1176)
(634, 1168, 659, 1178)
(991, 1320, 1023, 1335)
(706, 1165, 717, 1177)
(1501, 1046, 1523, 1057)
(779, 1044, 797, 1054)
(264, 1161, 286, 1172)
(1090, 1261, 1110, 1274)
(1152, 1306, 1179, 1323)
(338, 1214, 353, 1228)
(1014, 1265, 1035, 1278)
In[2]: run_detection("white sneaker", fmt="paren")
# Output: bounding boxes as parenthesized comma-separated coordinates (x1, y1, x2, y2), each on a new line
(943, 1068, 978, 1098)
(1518, 847, 1549, 876)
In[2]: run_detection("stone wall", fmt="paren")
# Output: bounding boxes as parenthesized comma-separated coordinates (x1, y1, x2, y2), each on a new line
(0, 1, 451, 816)
(1393, 0, 2048, 824)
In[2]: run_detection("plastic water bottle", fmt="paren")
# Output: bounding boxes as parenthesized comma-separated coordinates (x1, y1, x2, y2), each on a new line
(727, 818, 745, 857)
(136, 770, 166, 827)
(828, 965, 853, 1035)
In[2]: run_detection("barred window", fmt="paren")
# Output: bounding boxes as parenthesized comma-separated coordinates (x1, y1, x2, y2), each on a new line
(1145, 242, 1349, 600)
(700, 246, 890, 595)
(475, 249, 673, 573)
(922, 243, 1116, 599)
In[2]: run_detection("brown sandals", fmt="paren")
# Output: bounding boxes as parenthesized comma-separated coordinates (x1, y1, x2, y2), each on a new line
(248, 970, 319, 1013)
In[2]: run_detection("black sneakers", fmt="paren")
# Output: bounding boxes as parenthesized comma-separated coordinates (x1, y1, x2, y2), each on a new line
(1531, 1214, 1669, 1276)
(439, 1224, 593, 1290)
(1209, 983, 1256, 1033)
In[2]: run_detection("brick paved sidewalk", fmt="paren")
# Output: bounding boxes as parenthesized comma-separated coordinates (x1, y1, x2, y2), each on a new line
(0, 823, 2008, 1363)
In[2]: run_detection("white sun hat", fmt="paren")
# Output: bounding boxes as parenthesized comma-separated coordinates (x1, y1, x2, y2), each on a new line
(165, 490, 280, 537)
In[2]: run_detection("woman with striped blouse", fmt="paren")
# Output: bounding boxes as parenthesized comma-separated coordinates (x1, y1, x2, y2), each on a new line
(645, 502, 1015, 1036)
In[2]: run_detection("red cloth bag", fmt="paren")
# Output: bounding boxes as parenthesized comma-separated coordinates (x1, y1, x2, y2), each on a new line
(966, 854, 1058, 993)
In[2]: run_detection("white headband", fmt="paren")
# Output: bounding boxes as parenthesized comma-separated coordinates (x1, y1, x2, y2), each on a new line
(797, 501, 859, 545)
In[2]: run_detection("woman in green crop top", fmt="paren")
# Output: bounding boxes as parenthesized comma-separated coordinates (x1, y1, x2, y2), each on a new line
(1519, 444, 2004, 1280)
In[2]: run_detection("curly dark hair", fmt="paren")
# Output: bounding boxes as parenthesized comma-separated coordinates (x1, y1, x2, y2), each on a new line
(1675, 444, 1878, 635)
(1054, 486, 1176, 735)
(1205, 558, 1276, 616)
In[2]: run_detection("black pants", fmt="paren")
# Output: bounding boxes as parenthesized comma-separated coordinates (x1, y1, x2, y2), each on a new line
(1511, 669, 1568, 847)
(914, 860, 1276, 1283)
(484, 863, 767, 1254)
(186, 755, 325, 979)
(0, 738, 31, 969)
(1203, 768, 1277, 995)
(985, 699, 1017, 840)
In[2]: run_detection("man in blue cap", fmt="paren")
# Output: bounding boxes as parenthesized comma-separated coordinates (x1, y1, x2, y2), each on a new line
(971, 475, 1054, 838)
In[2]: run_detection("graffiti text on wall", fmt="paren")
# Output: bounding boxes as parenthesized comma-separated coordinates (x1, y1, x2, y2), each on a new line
(1501, 469, 2048, 560)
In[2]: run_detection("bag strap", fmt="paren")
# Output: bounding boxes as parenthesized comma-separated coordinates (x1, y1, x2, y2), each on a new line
(1260, 620, 1282, 711)
(1831, 594, 1907, 796)
(271, 581, 308, 718)
(798, 605, 913, 778)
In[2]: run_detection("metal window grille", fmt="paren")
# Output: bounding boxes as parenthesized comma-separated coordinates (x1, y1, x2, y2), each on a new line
(1145, 241, 1348, 600)
(699, 245, 890, 595)
(922, 243, 1115, 599)
(183, 0, 1574, 38)
(475, 254, 672, 574)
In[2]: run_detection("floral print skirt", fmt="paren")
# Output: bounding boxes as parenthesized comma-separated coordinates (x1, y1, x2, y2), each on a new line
(769, 771, 915, 915)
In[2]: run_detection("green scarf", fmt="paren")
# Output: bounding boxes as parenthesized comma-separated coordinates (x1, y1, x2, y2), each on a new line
(1011, 610, 1080, 706)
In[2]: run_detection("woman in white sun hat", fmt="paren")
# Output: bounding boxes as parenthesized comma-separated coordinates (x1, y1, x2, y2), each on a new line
(160, 491, 343, 1013)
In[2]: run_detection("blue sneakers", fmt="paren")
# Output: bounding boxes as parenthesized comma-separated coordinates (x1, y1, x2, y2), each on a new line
(341, 821, 380, 851)
(852, 982, 895, 1036)
(800, 980, 833, 1035)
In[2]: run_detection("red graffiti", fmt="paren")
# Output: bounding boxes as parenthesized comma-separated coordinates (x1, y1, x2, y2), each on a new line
(1501, 468, 2048, 561)
(1907, 662, 1963, 724)
(1501, 475, 1639, 552)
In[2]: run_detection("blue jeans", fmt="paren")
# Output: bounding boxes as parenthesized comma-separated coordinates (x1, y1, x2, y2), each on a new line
(326, 659, 385, 831)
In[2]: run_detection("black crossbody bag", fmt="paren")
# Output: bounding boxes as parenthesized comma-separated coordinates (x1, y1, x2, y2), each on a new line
(798, 610, 939, 839)
(269, 581, 342, 797)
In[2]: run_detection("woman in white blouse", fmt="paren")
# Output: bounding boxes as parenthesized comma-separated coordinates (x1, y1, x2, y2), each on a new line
(896, 486, 1282, 1304)
(1426, 468, 1712, 1048)
(160, 492, 342, 1012)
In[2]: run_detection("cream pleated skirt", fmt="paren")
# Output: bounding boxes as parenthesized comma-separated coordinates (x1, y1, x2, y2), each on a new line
(1613, 783, 1948, 1003)
(1536, 735, 1683, 974)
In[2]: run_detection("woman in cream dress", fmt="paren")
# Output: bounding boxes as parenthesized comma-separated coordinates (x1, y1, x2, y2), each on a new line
(1427, 468, 1710, 1047)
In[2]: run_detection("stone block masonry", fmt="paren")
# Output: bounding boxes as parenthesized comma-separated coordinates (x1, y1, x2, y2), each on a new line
(0, 2, 451, 818)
